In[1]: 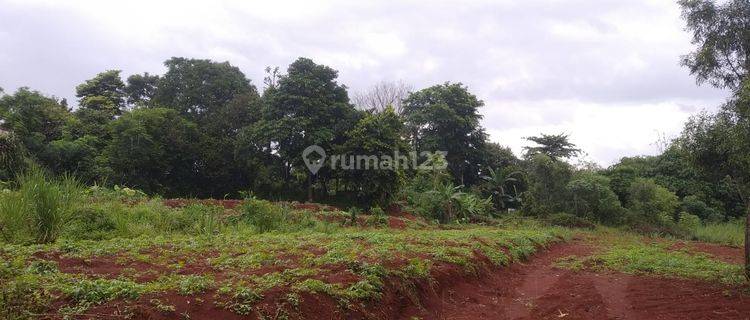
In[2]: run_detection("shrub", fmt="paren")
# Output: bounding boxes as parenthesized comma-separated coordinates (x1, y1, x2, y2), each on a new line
(239, 197, 287, 233)
(626, 178, 678, 226)
(65, 207, 117, 240)
(348, 207, 362, 226)
(370, 206, 385, 217)
(545, 212, 595, 229)
(0, 278, 52, 320)
(454, 192, 493, 220)
(677, 212, 702, 233)
(566, 173, 625, 225)
(403, 174, 492, 223)
(680, 195, 723, 223)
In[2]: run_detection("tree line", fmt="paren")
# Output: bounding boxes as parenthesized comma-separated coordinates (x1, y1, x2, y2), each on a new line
(0, 57, 503, 207)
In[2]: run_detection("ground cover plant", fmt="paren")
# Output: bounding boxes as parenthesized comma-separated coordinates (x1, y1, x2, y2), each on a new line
(0, 186, 572, 319)
(556, 230, 748, 286)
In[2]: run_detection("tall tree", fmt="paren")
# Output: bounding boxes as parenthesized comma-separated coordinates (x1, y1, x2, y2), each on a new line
(403, 82, 487, 186)
(522, 153, 574, 216)
(264, 57, 359, 201)
(104, 108, 201, 196)
(153, 57, 254, 122)
(679, 0, 750, 90)
(125, 72, 160, 107)
(72, 70, 127, 144)
(679, 0, 750, 278)
(339, 106, 408, 207)
(0, 88, 69, 159)
(152, 58, 260, 196)
(681, 87, 750, 278)
(75, 70, 126, 117)
(523, 133, 581, 161)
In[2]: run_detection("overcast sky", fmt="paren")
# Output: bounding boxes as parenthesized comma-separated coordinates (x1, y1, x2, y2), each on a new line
(0, 0, 730, 165)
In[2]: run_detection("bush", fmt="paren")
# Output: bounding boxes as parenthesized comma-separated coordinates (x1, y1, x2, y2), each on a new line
(370, 206, 385, 217)
(545, 212, 595, 229)
(0, 132, 29, 182)
(626, 178, 678, 226)
(239, 197, 287, 233)
(680, 195, 723, 223)
(677, 212, 702, 233)
(64, 207, 117, 240)
(0, 278, 52, 320)
(402, 161, 493, 223)
(566, 172, 625, 224)
(454, 192, 493, 220)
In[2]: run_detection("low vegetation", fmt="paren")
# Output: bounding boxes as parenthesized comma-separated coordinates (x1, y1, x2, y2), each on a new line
(0, 189, 571, 318)
(557, 231, 747, 286)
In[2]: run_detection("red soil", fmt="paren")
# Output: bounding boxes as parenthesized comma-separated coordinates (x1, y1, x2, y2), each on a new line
(40, 236, 750, 319)
(387, 216, 407, 229)
(404, 238, 750, 320)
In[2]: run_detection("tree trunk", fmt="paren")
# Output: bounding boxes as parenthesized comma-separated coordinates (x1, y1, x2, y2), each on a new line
(745, 201, 750, 280)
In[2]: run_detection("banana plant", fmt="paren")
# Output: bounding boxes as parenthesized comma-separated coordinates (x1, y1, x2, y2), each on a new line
(425, 183, 465, 223)
(481, 167, 524, 212)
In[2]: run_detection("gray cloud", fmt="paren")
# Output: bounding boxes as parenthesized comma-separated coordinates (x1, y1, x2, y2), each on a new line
(0, 0, 730, 164)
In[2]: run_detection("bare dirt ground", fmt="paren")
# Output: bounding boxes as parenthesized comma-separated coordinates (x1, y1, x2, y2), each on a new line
(406, 237, 750, 320)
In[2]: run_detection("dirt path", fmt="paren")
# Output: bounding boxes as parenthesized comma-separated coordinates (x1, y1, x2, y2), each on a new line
(408, 237, 750, 320)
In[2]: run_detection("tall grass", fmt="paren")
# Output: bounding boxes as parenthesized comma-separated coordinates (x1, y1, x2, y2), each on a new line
(0, 167, 82, 244)
(0, 190, 27, 242)
(692, 219, 745, 247)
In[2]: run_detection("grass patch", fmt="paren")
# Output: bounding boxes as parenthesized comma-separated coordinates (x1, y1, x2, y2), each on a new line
(691, 220, 744, 247)
(559, 238, 746, 286)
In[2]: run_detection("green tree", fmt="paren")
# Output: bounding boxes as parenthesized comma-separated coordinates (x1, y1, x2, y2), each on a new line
(566, 172, 625, 224)
(480, 143, 520, 173)
(75, 70, 126, 118)
(403, 82, 487, 186)
(153, 57, 261, 196)
(0, 88, 70, 160)
(338, 106, 408, 207)
(681, 89, 750, 277)
(679, 0, 750, 90)
(104, 108, 201, 196)
(264, 57, 360, 201)
(679, 0, 750, 277)
(522, 153, 574, 216)
(523, 133, 581, 161)
(605, 157, 651, 203)
(125, 72, 159, 106)
(626, 178, 679, 225)
(153, 57, 254, 121)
